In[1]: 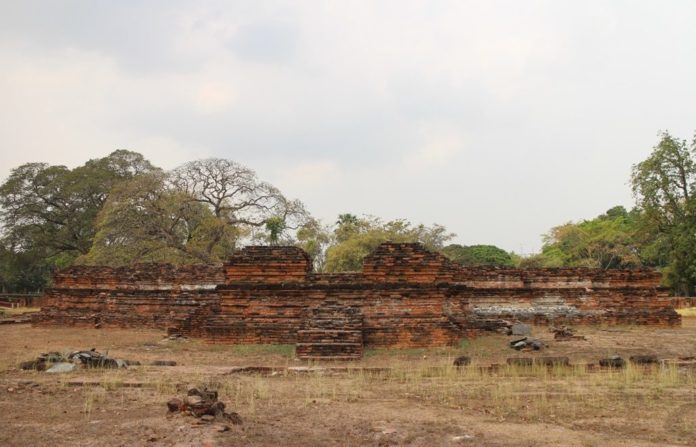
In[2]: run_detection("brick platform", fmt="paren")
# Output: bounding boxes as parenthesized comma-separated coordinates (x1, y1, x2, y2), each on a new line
(34, 243, 681, 358)
(296, 301, 364, 360)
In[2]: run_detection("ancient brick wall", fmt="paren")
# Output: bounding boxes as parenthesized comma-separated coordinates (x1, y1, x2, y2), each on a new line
(224, 246, 311, 283)
(51, 264, 223, 290)
(202, 282, 460, 347)
(34, 264, 222, 329)
(34, 243, 680, 348)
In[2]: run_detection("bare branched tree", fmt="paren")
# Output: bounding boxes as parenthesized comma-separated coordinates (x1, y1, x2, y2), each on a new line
(169, 159, 308, 231)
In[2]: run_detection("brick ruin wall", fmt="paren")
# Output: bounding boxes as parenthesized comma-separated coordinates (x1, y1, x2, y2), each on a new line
(33, 264, 222, 329)
(33, 243, 681, 348)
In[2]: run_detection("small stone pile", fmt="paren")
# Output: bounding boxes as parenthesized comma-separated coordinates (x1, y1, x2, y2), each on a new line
(509, 337, 546, 351)
(20, 352, 67, 371)
(550, 326, 587, 341)
(167, 387, 242, 426)
(68, 349, 128, 368)
(19, 348, 128, 372)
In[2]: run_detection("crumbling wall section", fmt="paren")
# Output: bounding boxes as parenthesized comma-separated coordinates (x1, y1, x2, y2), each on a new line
(33, 264, 222, 329)
(224, 246, 311, 283)
(34, 243, 680, 346)
(201, 282, 461, 347)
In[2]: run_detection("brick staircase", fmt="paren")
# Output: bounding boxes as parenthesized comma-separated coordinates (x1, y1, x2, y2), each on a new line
(296, 301, 364, 360)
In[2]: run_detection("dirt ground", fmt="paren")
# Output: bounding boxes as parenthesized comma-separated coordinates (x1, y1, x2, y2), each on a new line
(1, 319, 695, 447)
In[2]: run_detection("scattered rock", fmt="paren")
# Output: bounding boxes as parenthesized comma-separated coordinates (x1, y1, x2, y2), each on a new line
(46, 362, 76, 373)
(510, 323, 531, 336)
(20, 360, 47, 371)
(224, 412, 243, 425)
(629, 354, 659, 365)
(453, 356, 471, 367)
(20, 352, 66, 371)
(599, 355, 625, 368)
(152, 360, 177, 366)
(509, 337, 546, 351)
(69, 349, 127, 369)
(167, 387, 242, 425)
(166, 334, 189, 341)
(167, 398, 183, 412)
(550, 326, 587, 341)
(21, 348, 128, 372)
(185, 395, 203, 407)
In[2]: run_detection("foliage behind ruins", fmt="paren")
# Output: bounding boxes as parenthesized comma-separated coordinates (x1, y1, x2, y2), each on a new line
(2, 131, 696, 295)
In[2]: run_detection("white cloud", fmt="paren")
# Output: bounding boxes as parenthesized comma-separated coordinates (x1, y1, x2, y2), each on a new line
(405, 122, 466, 166)
(1, 1, 696, 252)
(193, 80, 237, 115)
(274, 160, 341, 192)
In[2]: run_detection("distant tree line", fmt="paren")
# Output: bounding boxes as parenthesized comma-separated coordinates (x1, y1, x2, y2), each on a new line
(522, 131, 696, 295)
(1, 130, 695, 294)
(0, 152, 308, 291)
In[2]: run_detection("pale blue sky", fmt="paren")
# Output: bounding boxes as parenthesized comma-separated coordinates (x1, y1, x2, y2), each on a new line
(1, 1, 695, 253)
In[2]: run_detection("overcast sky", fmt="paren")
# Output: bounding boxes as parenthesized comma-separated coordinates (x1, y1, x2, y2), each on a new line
(1, 1, 695, 253)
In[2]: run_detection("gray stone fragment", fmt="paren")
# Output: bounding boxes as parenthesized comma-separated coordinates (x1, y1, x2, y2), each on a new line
(184, 395, 203, 406)
(114, 359, 128, 369)
(46, 362, 76, 373)
(510, 323, 531, 336)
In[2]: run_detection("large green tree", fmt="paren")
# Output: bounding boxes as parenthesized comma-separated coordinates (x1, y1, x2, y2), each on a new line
(631, 131, 696, 294)
(536, 206, 642, 269)
(0, 150, 157, 258)
(83, 158, 310, 266)
(324, 215, 454, 272)
(441, 244, 515, 267)
(0, 150, 157, 289)
(295, 218, 332, 271)
(80, 173, 238, 265)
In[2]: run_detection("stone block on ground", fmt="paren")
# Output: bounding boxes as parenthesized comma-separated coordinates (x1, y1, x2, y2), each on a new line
(46, 362, 76, 373)
(510, 323, 531, 336)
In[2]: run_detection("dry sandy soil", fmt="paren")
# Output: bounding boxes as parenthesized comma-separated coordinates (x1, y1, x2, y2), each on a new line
(0, 318, 695, 447)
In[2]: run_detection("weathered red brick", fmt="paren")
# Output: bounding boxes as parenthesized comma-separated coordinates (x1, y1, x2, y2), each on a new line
(33, 243, 681, 356)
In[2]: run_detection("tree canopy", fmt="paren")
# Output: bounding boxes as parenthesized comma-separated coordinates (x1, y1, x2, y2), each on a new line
(4, 130, 696, 295)
(532, 206, 642, 269)
(324, 215, 454, 272)
(441, 244, 515, 267)
(83, 159, 310, 266)
(630, 131, 696, 294)
(0, 150, 157, 290)
(0, 152, 310, 287)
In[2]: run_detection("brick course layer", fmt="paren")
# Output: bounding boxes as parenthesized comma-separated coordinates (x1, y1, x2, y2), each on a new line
(34, 243, 680, 349)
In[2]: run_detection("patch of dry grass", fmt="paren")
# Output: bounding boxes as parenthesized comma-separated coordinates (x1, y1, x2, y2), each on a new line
(0, 306, 40, 316)
(677, 307, 696, 318)
(160, 359, 694, 438)
(2, 323, 695, 446)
